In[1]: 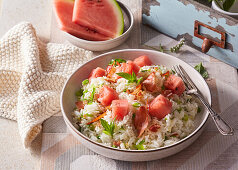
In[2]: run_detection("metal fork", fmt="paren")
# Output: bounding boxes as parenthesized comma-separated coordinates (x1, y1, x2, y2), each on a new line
(173, 65, 234, 136)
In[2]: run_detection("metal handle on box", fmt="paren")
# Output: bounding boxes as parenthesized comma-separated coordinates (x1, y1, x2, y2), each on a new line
(194, 20, 226, 53)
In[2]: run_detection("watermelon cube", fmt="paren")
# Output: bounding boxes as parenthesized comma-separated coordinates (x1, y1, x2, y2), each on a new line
(164, 75, 185, 96)
(149, 95, 172, 120)
(133, 55, 152, 67)
(89, 67, 106, 80)
(111, 100, 129, 120)
(98, 86, 118, 106)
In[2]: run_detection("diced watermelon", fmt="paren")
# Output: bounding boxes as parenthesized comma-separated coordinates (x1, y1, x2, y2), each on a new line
(133, 55, 152, 67)
(126, 60, 140, 74)
(113, 61, 140, 79)
(111, 100, 129, 120)
(53, 0, 110, 41)
(134, 106, 150, 137)
(143, 72, 159, 92)
(98, 86, 118, 106)
(164, 75, 185, 96)
(75, 101, 84, 110)
(89, 67, 106, 80)
(72, 0, 124, 38)
(149, 95, 172, 120)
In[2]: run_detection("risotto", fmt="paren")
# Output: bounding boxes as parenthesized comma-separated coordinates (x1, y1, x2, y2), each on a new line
(72, 56, 200, 150)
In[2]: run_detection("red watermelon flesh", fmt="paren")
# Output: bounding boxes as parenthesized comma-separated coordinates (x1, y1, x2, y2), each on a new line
(53, 0, 111, 41)
(72, 0, 124, 38)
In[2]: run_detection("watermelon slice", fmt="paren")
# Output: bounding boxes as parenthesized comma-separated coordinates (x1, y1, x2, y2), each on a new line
(72, 0, 124, 38)
(53, 0, 111, 41)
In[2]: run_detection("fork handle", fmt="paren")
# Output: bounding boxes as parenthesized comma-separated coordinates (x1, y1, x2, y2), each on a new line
(195, 93, 234, 135)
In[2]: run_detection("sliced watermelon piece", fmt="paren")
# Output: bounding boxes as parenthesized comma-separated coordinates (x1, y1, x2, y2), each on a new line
(164, 75, 185, 96)
(72, 0, 124, 38)
(149, 95, 172, 120)
(53, 0, 110, 41)
(98, 86, 118, 106)
(89, 67, 106, 80)
(133, 55, 152, 67)
(111, 100, 129, 120)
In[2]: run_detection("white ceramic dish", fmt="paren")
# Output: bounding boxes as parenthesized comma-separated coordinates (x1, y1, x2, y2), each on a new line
(212, 1, 238, 19)
(60, 49, 211, 161)
(63, 1, 134, 51)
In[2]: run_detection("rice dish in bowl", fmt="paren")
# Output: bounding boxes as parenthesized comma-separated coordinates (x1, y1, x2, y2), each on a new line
(72, 55, 201, 150)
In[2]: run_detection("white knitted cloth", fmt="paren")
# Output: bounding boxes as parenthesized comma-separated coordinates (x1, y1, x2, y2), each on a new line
(0, 22, 93, 148)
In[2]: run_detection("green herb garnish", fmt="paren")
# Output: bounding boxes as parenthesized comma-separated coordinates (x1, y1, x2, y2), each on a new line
(88, 124, 95, 131)
(194, 62, 209, 79)
(75, 88, 83, 97)
(97, 135, 101, 139)
(197, 107, 201, 113)
(132, 102, 141, 107)
(161, 85, 165, 91)
(88, 87, 96, 104)
(100, 118, 116, 137)
(116, 71, 143, 84)
(176, 107, 182, 113)
(132, 113, 136, 119)
(145, 38, 185, 53)
(134, 140, 145, 150)
(123, 89, 127, 92)
(164, 136, 168, 140)
(108, 58, 126, 66)
(82, 79, 89, 86)
(182, 114, 189, 121)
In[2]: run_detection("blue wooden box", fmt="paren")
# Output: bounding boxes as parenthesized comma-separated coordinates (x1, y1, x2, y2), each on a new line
(142, 0, 238, 68)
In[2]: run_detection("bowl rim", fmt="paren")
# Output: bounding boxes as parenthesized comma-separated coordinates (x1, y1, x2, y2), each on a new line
(63, 1, 134, 44)
(212, 1, 238, 15)
(60, 49, 211, 153)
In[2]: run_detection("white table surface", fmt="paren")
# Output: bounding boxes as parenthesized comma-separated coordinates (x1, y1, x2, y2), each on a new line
(0, 0, 238, 170)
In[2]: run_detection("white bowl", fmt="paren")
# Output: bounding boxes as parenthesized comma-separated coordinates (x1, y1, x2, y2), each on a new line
(60, 49, 211, 161)
(63, 1, 134, 51)
(212, 1, 238, 19)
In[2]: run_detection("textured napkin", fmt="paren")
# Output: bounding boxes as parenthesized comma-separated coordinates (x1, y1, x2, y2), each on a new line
(0, 22, 93, 148)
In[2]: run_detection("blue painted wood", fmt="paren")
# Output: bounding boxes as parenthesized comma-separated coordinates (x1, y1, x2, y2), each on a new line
(142, 0, 238, 68)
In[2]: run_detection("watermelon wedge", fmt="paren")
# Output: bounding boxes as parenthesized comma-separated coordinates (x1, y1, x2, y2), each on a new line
(53, 0, 111, 41)
(72, 0, 124, 38)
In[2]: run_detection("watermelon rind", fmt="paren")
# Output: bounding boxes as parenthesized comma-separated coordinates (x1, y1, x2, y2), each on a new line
(112, 0, 124, 36)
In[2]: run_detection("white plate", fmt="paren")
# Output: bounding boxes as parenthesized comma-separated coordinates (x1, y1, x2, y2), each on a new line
(60, 49, 211, 161)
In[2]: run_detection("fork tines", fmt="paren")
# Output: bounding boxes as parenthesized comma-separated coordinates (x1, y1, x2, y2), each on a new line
(172, 65, 198, 92)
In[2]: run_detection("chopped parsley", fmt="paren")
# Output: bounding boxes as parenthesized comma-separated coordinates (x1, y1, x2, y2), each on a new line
(100, 118, 116, 137)
(88, 87, 96, 104)
(132, 102, 141, 107)
(108, 58, 126, 66)
(182, 114, 189, 121)
(197, 107, 201, 113)
(75, 88, 83, 97)
(134, 140, 145, 150)
(82, 79, 89, 86)
(194, 62, 208, 79)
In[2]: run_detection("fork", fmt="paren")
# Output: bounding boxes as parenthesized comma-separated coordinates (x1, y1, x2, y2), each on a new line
(173, 65, 234, 136)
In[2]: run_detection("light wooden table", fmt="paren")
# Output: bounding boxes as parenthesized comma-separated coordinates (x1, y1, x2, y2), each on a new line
(0, 0, 238, 170)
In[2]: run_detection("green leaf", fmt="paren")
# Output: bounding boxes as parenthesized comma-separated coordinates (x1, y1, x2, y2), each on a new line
(137, 77, 144, 84)
(182, 114, 189, 121)
(88, 87, 96, 103)
(223, 0, 236, 11)
(116, 72, 132, 80)
(100, 119, 116, 137)
(82, 79, 89, 86)
(75, 88, 83, 97)
(197, 107, 201, 113)
(132, 102, 141, 107)
(116, 72, 143, 84)
(134, 140, 145, 150)
(108, 58, 126, 66)
(194, 62, 209, 79)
